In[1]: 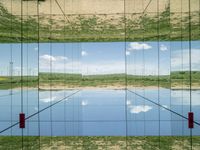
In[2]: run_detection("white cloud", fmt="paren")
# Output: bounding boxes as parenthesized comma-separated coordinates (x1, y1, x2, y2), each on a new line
(126, 51, 130, 56)
(56, 56, 68, 61)
(40, 54, 68, 62)
(40, 96, 57, 103)
(161, 105, 168, 110)
(81, 100, 88, 106)
(128, 42, 152, 51)
(160, 44, 168, 51)
(81, 51, 88, 56)
(129, 105, 152, 114)
(126, 100, 131, 105)
(40, 54, 56, 62)
(39, 54, 78, 73)
(39, 91, 69, 103)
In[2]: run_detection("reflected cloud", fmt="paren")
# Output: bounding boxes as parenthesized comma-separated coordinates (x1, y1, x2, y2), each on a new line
(161, 105, 168, 110)
(126, 51, 130, 56)
(81, 100, 88, 106)
(160, 44, 168, 51)
(81, 51, 88, 56)
(126, 100, 131, 105)
(129, 105, 152, 114)
(39, 91, 66, 103)
(40, 96, 57, 103)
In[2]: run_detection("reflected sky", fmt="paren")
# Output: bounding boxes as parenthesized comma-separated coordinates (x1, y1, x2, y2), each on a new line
(0, 89, 199, 136)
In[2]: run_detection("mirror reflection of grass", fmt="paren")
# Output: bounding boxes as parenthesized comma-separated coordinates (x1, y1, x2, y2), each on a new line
(0, 3, 200, 42)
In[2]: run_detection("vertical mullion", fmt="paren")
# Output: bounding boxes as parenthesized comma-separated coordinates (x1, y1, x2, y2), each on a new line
(20, 0, 24, 149)
(37, 0, 41, 149)
(188, 0, 193, 149)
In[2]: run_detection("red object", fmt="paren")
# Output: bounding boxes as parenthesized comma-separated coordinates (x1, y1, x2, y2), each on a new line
(188, 112, 194, 128)
(19, 113, 25, 128)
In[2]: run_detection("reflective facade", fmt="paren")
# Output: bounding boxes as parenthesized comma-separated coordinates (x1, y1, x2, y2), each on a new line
(0, 0, 200, 149)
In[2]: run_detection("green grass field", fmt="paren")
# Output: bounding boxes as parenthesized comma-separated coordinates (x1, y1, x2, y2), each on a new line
(0, 71, 199, 90)
(0, 136, 199, 150)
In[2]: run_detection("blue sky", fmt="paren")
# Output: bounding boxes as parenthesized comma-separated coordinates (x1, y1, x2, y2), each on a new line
(81, 42, 125, 75)
(0, 41, 199, 76)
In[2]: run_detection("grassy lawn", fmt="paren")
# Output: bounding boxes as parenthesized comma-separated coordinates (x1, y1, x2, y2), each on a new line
(0, 136, 199, 150)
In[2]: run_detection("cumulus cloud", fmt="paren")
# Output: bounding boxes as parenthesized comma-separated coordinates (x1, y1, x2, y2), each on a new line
(129, 105, 152, 114)
(128, 42, 152, 51)
(81, 51, 88, 56)
(160, 44, 168, 51)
